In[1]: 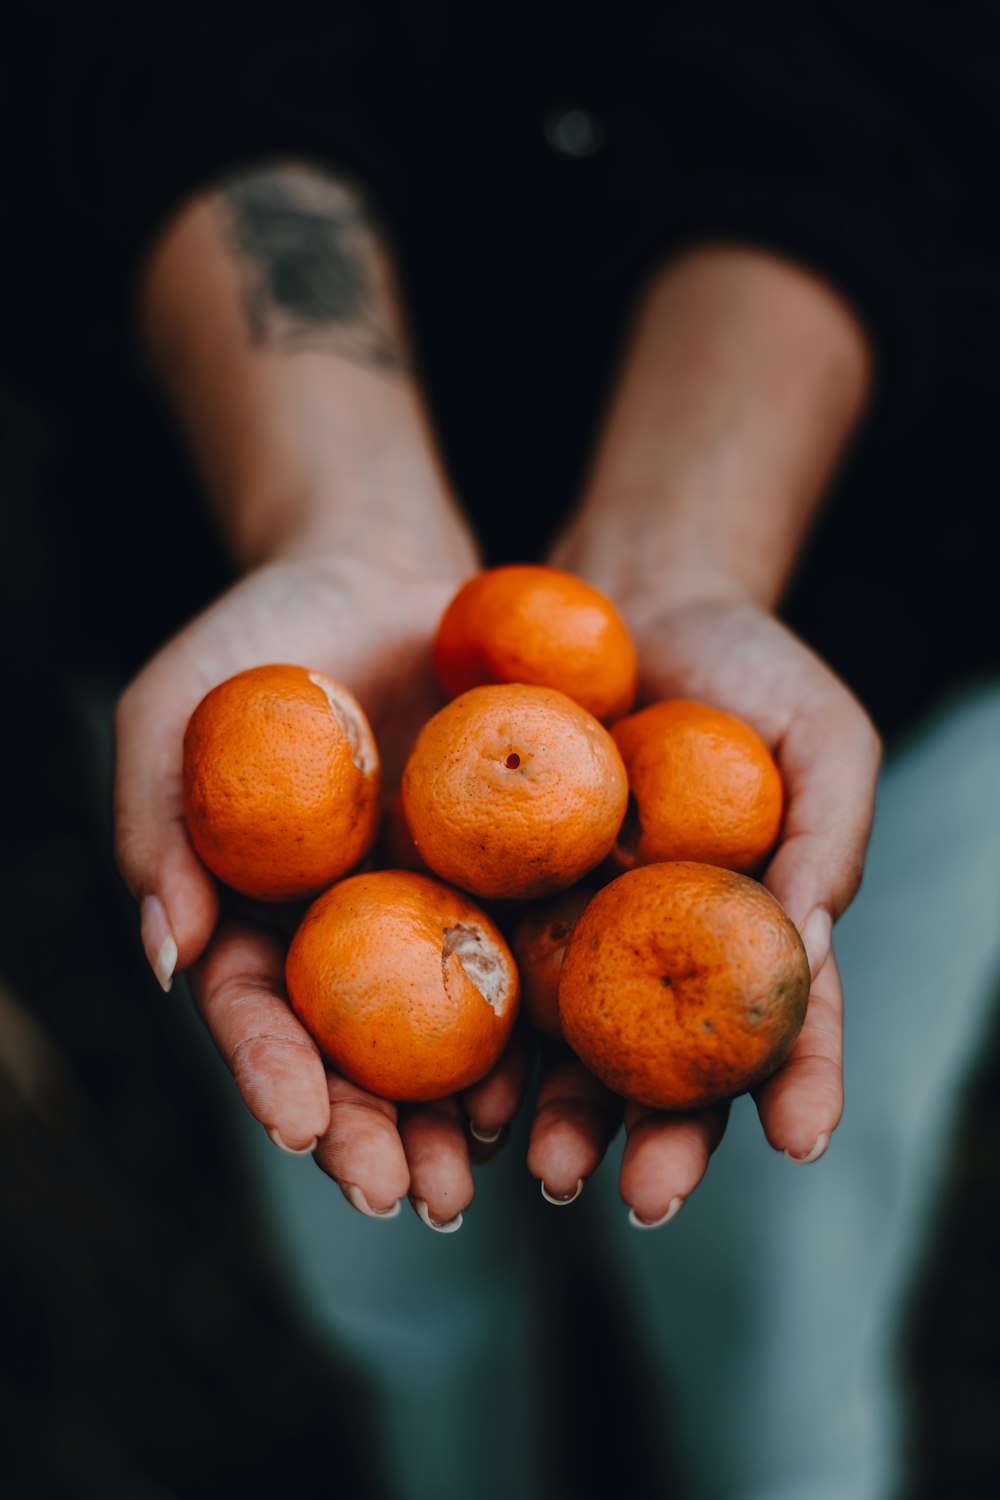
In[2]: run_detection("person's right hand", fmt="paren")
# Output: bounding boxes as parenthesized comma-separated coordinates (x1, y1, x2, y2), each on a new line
(114, 547, 533, 1229)
(525, 592, 879, 1224)
(119, 155, 542, 1227)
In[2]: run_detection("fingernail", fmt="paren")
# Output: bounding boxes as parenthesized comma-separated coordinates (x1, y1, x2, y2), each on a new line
(784, 1130, 831, 1165)
(140, 894, 177, 993)
(410, 1197, 464, 1233)
(340, 1182, 402, 1218)
(628, 1195, 684, 1230)
(267, 1126, 319, 1156)
(470, 1122, 502, 1144)
(540, 1178, 584, 1206)
(800, 907, 832, 980)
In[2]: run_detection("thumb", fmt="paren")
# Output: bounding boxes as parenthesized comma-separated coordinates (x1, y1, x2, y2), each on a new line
(764, 696, 881, 975)
(114, 675, 220, 990)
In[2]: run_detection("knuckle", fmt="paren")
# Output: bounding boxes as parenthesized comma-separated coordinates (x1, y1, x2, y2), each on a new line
(329, 1089, 397, 1126)
(229, 1029, 317, 1080)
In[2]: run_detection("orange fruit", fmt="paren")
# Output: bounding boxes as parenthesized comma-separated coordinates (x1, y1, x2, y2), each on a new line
(512, 885, 593, 1039)
(380, 789, 432, 874)
(285, 870, 519, 1102)
(558, 862, 809, 1110)
(432, 564, 638, 723)
(611, 699, 782, 872)
(182, 664, 381, 902)
(401, 684, 629, 901)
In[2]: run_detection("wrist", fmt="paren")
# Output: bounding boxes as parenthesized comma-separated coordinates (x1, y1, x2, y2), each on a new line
(553, 245, 871, 620)
(150, 283, 474, 574)
(141, 160, 478, 579)
(263, 459, 480, 582)
(550, 520, 760, 624)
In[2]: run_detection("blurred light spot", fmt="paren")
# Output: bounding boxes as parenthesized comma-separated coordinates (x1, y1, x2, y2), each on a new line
(543, 108, 605, 158)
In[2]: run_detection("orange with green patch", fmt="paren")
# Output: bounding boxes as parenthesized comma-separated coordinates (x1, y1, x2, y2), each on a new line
(558, 862, 809, 1109)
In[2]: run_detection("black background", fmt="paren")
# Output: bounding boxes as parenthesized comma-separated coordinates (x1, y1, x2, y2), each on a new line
(1, 4, 998, 1495)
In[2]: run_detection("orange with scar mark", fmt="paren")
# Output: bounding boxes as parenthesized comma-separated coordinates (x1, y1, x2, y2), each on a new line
(182, 663, 381, 901)
(286, 870, 519, 1102)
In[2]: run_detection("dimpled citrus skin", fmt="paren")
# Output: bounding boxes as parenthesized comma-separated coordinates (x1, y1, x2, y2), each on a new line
(558, 862, 810, 1110)
(612, 699, 783, 872)
(182, 664, 381, 902)
(285, 871, 519, 1102)
(512, 885, 594, 1040)
(432, 564, 638, 723)
(401, 684, 629, 901)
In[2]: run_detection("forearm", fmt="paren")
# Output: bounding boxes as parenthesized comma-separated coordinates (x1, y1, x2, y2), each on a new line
(139, 160, 476, 575)
(552, 246, 872, 612)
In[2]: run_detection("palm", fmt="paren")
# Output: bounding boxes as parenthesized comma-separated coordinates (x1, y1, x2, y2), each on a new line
(633, 596, 820, 739)
(131, 551, 452, 787)
(628, 597, 879, 933)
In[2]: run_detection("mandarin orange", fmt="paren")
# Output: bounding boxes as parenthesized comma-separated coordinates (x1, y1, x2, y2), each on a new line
(286, 870, 519, 1102)
(558, 862, 809, 1110)
(512, 885, 593, 1039)
(380, 789, 432, 874)
(182, 664, 380, 902)
(612, 699, 782, 872)
(401, 684, 628, 901)
(432, 564, 638, 723)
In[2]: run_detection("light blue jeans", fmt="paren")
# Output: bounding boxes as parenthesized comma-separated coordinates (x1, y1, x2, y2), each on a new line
(231, 683, 1000, 1500)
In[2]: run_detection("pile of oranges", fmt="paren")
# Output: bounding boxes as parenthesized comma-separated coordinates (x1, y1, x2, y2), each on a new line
(182, 565, 809, 1112)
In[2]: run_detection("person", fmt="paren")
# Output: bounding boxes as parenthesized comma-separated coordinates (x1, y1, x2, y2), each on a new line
(117, 159, 874, 1227)
(111, 152, 877, 1492)
(9, 5, 1000, 1495)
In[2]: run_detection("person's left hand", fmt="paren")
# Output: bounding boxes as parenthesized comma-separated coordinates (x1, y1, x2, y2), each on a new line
(526, 593, 880, 1225)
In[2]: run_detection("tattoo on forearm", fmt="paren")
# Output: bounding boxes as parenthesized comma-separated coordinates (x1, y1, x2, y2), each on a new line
(218, 164, 409, 372)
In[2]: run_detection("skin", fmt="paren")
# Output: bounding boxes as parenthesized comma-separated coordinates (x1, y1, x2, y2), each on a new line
(116, 161, 877, 1230)
(544, 249, 877, 1221)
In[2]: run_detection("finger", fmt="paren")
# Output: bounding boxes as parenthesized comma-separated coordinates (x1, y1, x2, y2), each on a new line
(190, 921, 330, 1151)
(765, 689, 880, 973)
(754, 947, 843, 1163)
(527, 1057, 622, 1205)
(314, 1073, 410, 1217)
(461, 1032, 535, 1150)
(399, 1097, 474, 1232)
(619, 1100, 730, 1227)
(115, 671, 220, 988)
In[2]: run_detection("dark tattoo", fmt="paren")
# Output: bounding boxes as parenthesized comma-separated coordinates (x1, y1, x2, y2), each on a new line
(219, 164, 408, 372)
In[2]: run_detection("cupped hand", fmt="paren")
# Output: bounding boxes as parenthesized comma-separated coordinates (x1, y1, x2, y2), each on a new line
(114, 548, 533, 1227)
(190, 915, 533, 1228)
(526, 594, 879, 1223)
